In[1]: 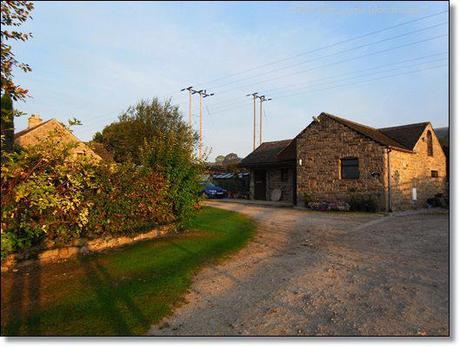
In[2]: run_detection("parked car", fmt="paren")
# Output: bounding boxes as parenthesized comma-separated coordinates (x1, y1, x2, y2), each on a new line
(201, 182, 227, 199)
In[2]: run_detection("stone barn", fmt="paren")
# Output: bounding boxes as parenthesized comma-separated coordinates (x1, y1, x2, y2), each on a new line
(241, 112, 447, 211)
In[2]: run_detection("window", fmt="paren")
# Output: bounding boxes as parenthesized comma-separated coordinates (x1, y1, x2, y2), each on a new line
(427, 130, 433, 156)
(431, 170, 439, 178)
(280, 169, 288, 182)
(341, 157, 359, 179)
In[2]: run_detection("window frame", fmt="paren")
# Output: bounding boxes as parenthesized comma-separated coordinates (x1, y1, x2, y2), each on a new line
(340, 157, 360, 180)
(431, 170, 439, 178)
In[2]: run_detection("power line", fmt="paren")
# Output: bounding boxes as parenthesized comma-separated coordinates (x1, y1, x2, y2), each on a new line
(268, 56, 448, 98)
(275, 63, 447, 100)
(215, 33, 447, 95)
(207, 53, 447, 113)
(208, 63, 447, 116)
(194, 10, 447, 87)
(262, 51, 447, 95)
(209, 53, 447, 112)
(209, 21, 446, 90)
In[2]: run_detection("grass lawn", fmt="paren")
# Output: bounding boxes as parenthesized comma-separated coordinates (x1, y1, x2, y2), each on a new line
(1, 206, 256, 336)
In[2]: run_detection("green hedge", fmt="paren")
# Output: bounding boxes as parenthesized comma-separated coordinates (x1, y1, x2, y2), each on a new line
(1, 136, 178, 259)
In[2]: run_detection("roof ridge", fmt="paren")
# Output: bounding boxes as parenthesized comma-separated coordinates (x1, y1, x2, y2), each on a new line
(14, 118, 54, 138)
(321, 112, 379, 131)
(259, 139, 292, 146)
(378, 122, 430, 130)
(321, 112, 413, 151)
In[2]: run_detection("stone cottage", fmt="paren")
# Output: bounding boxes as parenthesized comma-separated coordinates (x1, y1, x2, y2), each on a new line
(14, 114, 101, 161)
(240, 112, 447, 211)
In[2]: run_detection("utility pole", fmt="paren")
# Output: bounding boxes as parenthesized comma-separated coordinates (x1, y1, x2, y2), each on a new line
(180, 86, 194, 126)
(258, 95, 272, 146)
(246, 92, 258, 150)
(193, 89, 214, 160)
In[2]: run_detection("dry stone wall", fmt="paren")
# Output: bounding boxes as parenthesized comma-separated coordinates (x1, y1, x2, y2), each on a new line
(296, 115, 387, 210)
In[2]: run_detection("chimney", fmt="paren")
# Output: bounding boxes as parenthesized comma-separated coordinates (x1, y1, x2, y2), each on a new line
(28, 114, 42, 129)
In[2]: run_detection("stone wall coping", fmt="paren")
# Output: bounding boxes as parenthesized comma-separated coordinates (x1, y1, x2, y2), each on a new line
(1, 224, 176, 272)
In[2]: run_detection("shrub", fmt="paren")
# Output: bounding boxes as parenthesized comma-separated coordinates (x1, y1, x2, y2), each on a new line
(347, 194, 379, 212)
(303, 193, 313, 207)
(86, 163, 174, 238)
(1, 134, 175, 259)
(95, 99, 203, 227)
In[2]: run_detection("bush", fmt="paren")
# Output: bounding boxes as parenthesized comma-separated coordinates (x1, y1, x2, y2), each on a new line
(86, 163, 174, 238)
(347, 194, 379, 212)
(95, 99, 203, 227)
(1, 135, 175, 259)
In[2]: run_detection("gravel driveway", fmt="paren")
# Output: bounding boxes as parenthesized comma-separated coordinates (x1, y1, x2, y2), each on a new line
(148, 202, 449, 336)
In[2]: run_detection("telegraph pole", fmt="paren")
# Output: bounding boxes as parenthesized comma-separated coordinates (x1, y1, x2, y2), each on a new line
(193, 89, 214, 160)
(180, 86, 194, 126)
(258, 95, 272, 146)
(246, 92, 258, 150)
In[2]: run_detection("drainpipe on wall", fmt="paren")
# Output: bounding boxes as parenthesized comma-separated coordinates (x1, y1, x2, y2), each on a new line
(386, 147, 392, 213)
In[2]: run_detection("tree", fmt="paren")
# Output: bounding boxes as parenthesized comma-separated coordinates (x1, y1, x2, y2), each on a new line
(215, 155, 225, 163)
(92, 131, 104, 143)
(1, 1, 34, 101)
(96, 98, 203, 224)
(224, 153, 239, 162)
(1, 92, 14, 151)
(98, 98, 198, 164)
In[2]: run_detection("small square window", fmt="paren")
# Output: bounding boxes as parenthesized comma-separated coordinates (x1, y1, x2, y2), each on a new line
(431, 170, 439, 178)
(341, 158, 359, 179)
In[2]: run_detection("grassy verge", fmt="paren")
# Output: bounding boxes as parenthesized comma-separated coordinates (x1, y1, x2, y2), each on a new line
(1, 207, 256, 336)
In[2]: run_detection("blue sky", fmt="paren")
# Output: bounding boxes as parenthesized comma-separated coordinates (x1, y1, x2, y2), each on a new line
(11, 1, 448, 160)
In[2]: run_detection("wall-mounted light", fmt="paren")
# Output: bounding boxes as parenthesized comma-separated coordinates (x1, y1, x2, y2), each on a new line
(299, 159, 303, 166)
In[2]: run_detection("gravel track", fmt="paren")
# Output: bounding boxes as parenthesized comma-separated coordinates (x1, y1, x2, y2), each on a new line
(148, 202, 448, 336)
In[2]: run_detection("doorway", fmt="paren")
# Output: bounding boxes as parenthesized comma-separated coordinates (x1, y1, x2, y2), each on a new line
(254, 170, 266, 200)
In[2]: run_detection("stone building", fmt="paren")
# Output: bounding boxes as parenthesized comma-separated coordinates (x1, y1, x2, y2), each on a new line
(14, 115, 101, 161)
(241, 112, 447, 211)
(240, 139, 296, 203)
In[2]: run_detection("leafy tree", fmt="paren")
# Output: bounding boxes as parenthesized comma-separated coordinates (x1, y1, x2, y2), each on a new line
(1, 1, 34, 101)
(97, 98, 203, 224)
(215, 155, 225, 163)
(1, 92, 14, 151)
(224, 153, 239, 162)
(92, 131, 104, 143)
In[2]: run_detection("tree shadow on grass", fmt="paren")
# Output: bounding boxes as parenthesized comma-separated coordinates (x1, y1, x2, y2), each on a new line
(3, 262, 41, 336)
(79, 255, 152, 335)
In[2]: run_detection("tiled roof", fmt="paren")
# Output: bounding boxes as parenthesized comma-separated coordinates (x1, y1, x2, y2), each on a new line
(237, 112, 431, 167)
(322, 113, 414, 152)
(240, 139, 294, 166)
(379, 122, 430, 150)
(14, 119, 53, 139)
(277, 138, 296, 161)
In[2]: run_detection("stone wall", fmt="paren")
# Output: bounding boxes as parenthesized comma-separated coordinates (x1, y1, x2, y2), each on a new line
(267, 167, 294, 202)
(296, 115, 447, 211)
(296, 115, 387, 210)
(1, 224, 175, 272)
(387, 124, 447, 210)
(248, 167, 294, 202)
